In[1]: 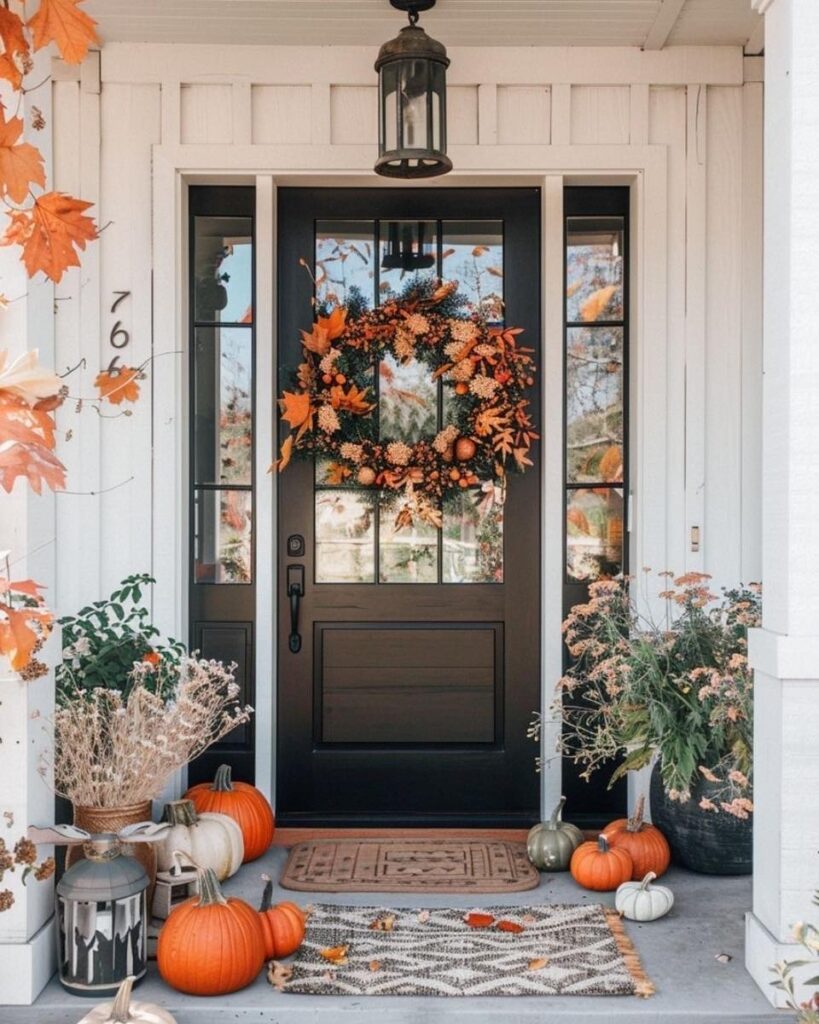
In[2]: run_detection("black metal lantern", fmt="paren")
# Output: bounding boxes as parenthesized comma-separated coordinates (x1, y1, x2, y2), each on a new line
(381, 221, 436, 270)
(375, 0, 452, 179)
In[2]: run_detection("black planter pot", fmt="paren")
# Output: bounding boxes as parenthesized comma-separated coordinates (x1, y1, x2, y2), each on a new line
(649, 763, 752, 875)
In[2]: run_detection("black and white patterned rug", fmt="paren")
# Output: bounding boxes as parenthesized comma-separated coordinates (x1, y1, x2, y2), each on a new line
(277, 903, 654, 997)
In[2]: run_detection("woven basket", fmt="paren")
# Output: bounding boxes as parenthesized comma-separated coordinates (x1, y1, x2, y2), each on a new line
(67, 800, 157, 900)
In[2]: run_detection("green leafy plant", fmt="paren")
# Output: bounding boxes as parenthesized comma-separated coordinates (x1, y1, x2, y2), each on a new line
(771, 886, 819, 1022)
(56, 574, 185, 701)
(538, 572, 760, 818)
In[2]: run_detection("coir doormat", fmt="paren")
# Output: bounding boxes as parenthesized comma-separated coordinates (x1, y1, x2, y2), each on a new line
(279, 839, 539, 893)
(272, 903, 654, 997)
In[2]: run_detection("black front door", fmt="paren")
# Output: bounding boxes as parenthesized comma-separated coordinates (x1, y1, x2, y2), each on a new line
(276, 188, 541, 826)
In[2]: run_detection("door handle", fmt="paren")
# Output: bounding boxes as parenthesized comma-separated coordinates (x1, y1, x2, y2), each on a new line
(287, 565, 305, 654)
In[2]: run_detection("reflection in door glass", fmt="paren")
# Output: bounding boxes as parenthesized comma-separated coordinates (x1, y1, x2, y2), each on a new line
(194, 489, 252, 584)
(378, 353, 438, 442)
(566, 326, 623, 484)
(378, 497, 438, 583)
(378, 220, 437, 299)
(315, 222, 375, 309)
(566, 487, 624, 581)
(441, 221, 503, 322)
(443, 488, 504, 583)
(315, 490, 376, 583)
(193, 328, 253, 485)
(566, 217, 624, 323)
(193, 217, 253, 324)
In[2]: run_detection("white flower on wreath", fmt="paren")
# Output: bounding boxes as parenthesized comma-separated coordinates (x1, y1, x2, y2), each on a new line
(386, 441, 412, 466)
(469, 374, 500, 399)
(318, 405, 341, 434)
(451, 359, 475, 382)
(450, 320, 479, 344)
(433, 424, 459, 454)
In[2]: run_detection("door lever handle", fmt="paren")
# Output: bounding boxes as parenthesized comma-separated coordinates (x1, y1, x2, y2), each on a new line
(287, 565, 305, 654)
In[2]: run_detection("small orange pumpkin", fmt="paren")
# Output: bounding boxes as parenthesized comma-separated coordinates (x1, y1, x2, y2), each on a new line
(185, 764, 275, 862)
(157, 864, 265, 995)
(570, 834, 633, 892)
(257, 876, 306, 959)
(604, 795, 671, 880)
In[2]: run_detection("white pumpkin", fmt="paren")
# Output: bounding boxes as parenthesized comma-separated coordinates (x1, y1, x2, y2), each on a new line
(615, 870, 674, 921)
(155, 799, 243, 880)
(78, 975, 177, 1024)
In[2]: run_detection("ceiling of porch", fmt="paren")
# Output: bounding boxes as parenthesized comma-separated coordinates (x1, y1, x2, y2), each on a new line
(84, 0, 764, 53)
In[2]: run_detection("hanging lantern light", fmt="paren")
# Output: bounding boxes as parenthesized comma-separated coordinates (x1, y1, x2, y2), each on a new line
(381, 221, 436, 271)
(375, 0, 452, 179)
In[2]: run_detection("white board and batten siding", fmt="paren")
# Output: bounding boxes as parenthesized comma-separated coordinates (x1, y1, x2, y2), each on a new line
(49, 43, 763, 807)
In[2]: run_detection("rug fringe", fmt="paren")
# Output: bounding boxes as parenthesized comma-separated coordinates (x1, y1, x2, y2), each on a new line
(603, 907, 656, 998)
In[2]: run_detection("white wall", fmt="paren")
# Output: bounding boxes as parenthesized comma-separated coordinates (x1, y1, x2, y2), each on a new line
(47, 42, 764, 802)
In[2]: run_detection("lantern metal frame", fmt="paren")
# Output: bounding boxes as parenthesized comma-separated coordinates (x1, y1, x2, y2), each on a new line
(374, 0, 452, 179)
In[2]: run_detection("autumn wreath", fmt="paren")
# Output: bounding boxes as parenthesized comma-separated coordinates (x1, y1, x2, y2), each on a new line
(274, 279, 538, 528)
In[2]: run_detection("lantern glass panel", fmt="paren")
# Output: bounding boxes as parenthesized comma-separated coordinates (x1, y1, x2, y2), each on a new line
(431, 62, 445, 151)
(399, 59, 430, 150)
(380, 62, 399, 154)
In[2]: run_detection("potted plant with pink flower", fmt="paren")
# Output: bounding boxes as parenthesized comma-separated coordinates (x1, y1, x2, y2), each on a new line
(550, 571, 760, 874)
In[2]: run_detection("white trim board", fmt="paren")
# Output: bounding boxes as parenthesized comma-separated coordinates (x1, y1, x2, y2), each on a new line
(150, 144, 669, 811)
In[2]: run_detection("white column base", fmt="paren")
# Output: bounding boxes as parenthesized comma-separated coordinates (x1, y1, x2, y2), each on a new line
(746, 911, 817, 1009)
(0, 915, 56, 1006)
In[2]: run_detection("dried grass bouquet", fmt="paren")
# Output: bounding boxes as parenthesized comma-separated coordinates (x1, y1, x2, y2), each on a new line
(46, 656, 252, 807)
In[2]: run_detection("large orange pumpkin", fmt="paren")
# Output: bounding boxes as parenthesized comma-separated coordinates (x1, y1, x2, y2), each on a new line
(157, 865, 265, 995)
(257, 877, 306, 959)
(570, 834, 633, 891)
(604, 795, 671, 880)
(185, 764, 275, 862)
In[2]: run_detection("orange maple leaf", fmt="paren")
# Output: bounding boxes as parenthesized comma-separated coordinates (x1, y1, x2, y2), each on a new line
(94, 366, 141, 405)
(2, 192, 98, 283)
(269, 433, 294, 473)
(0, 441, 66, 494)
(28, 0, 99, 65)
(299, 323, 331, 357)
(0, 112, 46, 204)
(0, 8, 29, 90)
(329, 383, 374, 415)
(580, 285, 618, 323)
(317, 307, 347, 341)
(324, 462, 352, 485)
(279, 390, 314, 441)
(0, 606, 53, 672)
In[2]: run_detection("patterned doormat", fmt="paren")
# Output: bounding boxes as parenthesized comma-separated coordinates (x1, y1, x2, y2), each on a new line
(275, 903, 654, 997)
(279, 839, 539, 893)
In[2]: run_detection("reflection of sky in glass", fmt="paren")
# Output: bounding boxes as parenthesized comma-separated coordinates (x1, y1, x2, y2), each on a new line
(566, 219, 624, 323)
(316, 224, 375, 309)
(442, 223, 503, 322)
(566, 327, 622, 427)
(221, 243, 252, 323)
(379, 353, 438, 441)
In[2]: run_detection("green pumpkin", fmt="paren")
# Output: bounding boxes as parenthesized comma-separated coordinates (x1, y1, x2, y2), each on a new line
(527, 796, 584, 871)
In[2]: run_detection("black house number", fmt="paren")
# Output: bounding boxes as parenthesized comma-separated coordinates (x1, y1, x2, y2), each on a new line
(109, 291, 131, 349)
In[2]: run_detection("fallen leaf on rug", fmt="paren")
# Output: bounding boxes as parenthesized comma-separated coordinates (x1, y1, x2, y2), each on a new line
(417, 909, 430, 923)
(267, 961, 293, 991)
(528, 957, 550, 971)
(320, 945, 349, 965)
(464, 912, 495, 928)
(369, 914, 395, 932)
(521, 913, 537, 925)
(369, 960, 381, 972)
(496, 920, 525, 934)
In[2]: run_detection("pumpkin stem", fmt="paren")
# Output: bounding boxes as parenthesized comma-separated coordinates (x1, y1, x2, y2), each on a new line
(212, 764, 235, 793)
(110, 975, 136, 1023)
(196, 864, 229, 907)
(627, 795, 646, 833)
(638, 871, 657, 892)
(162, 799, 199, 827)
(597, 834, 610, 853)
(260, 875, 274, 913)
(549, 795, 567, 827)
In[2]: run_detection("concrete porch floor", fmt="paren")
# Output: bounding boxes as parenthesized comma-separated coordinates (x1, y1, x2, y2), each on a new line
(3, 846, 787, 1023)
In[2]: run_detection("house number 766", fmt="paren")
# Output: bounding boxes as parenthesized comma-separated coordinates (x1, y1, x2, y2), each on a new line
(109, 290, 131, 349)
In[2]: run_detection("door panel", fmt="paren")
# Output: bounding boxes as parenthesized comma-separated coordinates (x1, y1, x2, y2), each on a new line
(277, 188, 541, 826)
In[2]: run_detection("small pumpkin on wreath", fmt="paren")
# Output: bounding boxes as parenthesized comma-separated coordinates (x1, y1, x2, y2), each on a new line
(272, 277, 538, 529)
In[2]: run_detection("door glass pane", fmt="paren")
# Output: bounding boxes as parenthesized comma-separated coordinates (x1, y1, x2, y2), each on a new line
(378, 497, 438, 583)
(566, 487, 624, 581)
(441, 221, 503, 322)
(193, 327, 253, 485)
(566, 217, 624, 323)
(566, 326, 623, 484)
(443, 488, 504, 583)
(316, 221, 375, 310)
(378, 220, 437, 298)
(193, 216, 253, 323)
(379, 352, 438, 441)
(315, 490, 376, 583)
(194, 489, 252, 584)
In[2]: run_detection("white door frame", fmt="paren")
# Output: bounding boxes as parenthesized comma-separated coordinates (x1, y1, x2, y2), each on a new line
(150, 145, 668, 812)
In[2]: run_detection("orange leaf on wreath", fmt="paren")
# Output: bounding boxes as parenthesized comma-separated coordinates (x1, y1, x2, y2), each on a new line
(0, 8, 29, 90)
(300, 323, 331, 357)
(271, 434, 294, 473)
(279, 390, 314, 441)
(28, 0, 99, 65)
(94, 366, 141, 405)
(329, 383, 374, 415)
(0, 111, 46, 204)
(324, 462, 351, 485)
(2, 192, 98, 283)
(318, 307, 347, 341)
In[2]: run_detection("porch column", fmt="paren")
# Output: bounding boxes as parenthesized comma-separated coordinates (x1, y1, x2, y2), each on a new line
(0, 49, 58, 1005)
(746, 0, 819, 1006)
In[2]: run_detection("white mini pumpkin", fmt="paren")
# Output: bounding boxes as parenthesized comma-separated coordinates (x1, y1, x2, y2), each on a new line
(78, 975, 177, 1024)
(615, 870, 674, 921)
(156, 799, 243, 880)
